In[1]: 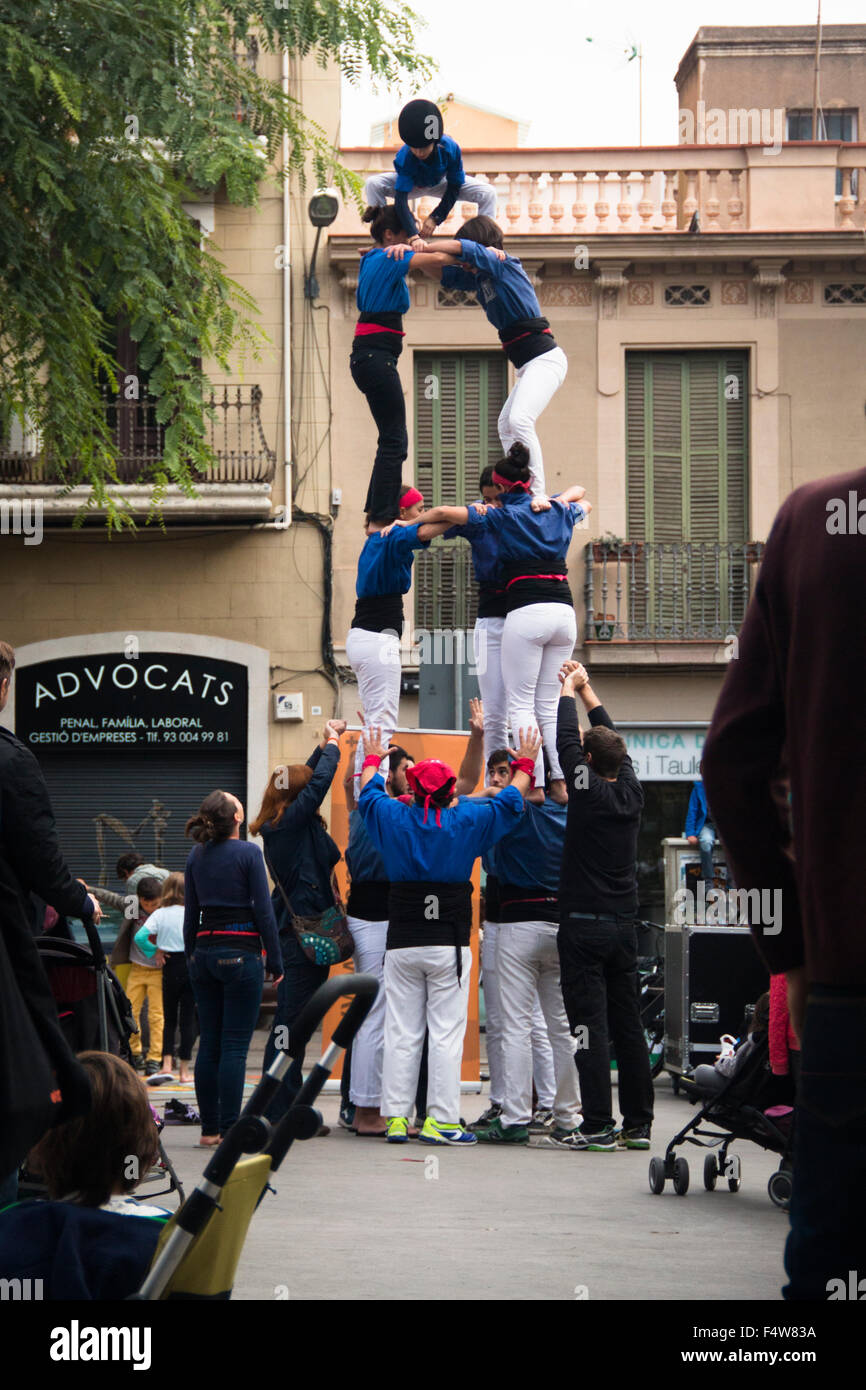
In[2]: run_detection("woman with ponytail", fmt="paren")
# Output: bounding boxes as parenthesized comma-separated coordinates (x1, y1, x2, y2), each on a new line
(390, 215, 568, 497)
(353, 207, 459, 522)
(397, 443, 591, 801)
(184, 790, 282, 1145)
(250, 721, 347, 1127)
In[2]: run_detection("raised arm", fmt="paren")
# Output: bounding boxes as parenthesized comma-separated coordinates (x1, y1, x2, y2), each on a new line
(455, 697, 485, 796)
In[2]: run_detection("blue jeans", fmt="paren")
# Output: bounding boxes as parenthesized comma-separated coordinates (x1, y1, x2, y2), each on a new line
(190, 945, 264, 1136)
(784, 985, 866, 1300)
(698, 823, 716, 882)
(261, 930, 328, 1123)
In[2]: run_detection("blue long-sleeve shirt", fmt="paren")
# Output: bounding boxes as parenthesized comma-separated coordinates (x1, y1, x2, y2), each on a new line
(356, 246, 415, 315)
(440, 239, 541, 331)
(346, 807, 387, 883)
(444, 503, 501, 586)
(393, 135, 465, 235)
(684, 780, 710, 837)
(352, 520, 431, 634)
(357, 776, 525, 882)
(461, 492, 585, 574)
(355, 522, 430, 598)
(487, 799, 567, 891)
(183, 838, 281, 973)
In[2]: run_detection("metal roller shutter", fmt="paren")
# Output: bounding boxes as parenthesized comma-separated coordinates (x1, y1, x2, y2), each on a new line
(39, 750, 248, 888)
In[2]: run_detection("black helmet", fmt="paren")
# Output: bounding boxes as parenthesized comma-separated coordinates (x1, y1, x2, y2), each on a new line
(398, 99, 443, 147)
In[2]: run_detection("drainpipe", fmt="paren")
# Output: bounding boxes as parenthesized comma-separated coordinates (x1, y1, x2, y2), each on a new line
(281, 47, 293, 524)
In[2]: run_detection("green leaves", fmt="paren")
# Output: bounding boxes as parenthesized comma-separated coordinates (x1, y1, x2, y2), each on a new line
(0, 0, 431, 525)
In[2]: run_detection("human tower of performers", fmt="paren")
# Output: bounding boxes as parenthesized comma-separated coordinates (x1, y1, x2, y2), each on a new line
(332, 99, 655, 1150)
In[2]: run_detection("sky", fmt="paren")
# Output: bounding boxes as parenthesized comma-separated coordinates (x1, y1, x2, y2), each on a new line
(340, 0, 865, 148)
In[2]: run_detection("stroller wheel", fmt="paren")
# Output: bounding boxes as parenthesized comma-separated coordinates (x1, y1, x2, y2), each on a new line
(648, 1156, 666, 1194)
(703, 1154, 718, 1190)
(672, 1156, 690, 1195)
(768, 1169, 792, 1210)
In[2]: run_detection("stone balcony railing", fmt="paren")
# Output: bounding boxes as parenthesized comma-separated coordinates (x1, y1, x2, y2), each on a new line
(334, 143, 866, 237)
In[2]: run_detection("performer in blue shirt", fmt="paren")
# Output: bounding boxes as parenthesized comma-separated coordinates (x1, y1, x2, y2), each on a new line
(473, 765, 582, 1147)
(396, 444, 592, 801)
(401, 214, 569, 496)
(354, 205, 458, 522)
(346, 486, 452, 783)
(357, 723, 541, 1146)
(363, 99, 497, 241)
(442, 465, 509, 769)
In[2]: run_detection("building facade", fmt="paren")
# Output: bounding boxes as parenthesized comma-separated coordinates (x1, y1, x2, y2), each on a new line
(2, 27, 865, 916)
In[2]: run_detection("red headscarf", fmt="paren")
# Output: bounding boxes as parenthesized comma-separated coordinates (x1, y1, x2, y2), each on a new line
(491, 470, 531, 493)
(400, 486, 424, 509)
(405, 759, 457, 826)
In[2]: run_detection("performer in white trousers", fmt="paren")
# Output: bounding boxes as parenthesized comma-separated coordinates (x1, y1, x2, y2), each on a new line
(408, 216, 568, 497)
(403, 447, 591, 800)
(347, 486, 451, 782)
(341, 748, 414, 1134)
(357, 725, 541, 1145)
(444, 465, 509, 768)
(479, 918, 557, 1120)
(474, 778, 581, 1145)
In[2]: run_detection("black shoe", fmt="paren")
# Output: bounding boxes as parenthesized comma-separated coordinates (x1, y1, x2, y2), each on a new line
(574, 1123, 619, 1152)
(617, 1124, 651, 1150)
(468, 1103, 502, 1133)
(144, 1060, 160, 1077)
(131, 1055, 145, 1073)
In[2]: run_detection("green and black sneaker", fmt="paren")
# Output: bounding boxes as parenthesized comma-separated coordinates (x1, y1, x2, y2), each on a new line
(468, 1102, 503, 1133)
(573, 1123, 619, 1152)
(473, 1116, 529, 1144)
(617, 1125, 651, 1150)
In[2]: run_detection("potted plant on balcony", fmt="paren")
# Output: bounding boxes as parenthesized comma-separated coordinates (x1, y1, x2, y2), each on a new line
(592, 612, 616, 641)
(591, 532, 644, 563)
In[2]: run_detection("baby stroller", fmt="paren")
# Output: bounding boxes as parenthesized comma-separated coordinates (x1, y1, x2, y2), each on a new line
(19, 914, 185, 1205)
(133, 972, 378, 1300)
(647, 1030, 795, 1209)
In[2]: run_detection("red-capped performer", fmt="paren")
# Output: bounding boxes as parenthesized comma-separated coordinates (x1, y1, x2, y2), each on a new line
(357, 723, 542, 1146)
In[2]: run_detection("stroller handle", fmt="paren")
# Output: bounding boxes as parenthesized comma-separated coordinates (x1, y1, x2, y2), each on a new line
(80, 911, 107, 969)
(288, 972, 378, 1056)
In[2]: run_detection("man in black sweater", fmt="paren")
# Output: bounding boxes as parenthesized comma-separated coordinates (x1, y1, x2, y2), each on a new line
(555, 661, 653, 1150)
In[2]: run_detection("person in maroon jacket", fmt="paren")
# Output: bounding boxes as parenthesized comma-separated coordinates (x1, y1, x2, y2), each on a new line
(702, 465, 866, 1302)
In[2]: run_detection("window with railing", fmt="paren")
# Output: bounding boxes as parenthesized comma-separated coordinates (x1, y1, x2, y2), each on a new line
(413, 352, 508, 633)
(584, 539, 764, 642)
(0, 385, 275, 485)
(619, 350, 749, 638)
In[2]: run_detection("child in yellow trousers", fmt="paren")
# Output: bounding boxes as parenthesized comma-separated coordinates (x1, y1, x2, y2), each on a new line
(126, 876, 166, 1077)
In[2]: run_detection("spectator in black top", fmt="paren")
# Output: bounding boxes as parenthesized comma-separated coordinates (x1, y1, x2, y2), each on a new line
(0, 641, 98, 1204)
(251, 719, 348, 1127)
(555, 661, 653, 1151)
(184, 790, 283, 1145)
(0, 641, 101, 933)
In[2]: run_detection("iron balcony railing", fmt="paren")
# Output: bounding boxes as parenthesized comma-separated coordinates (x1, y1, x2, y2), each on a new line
(415, 538, 765, 643)
(0, 385, 276, 486)
(584, 539, 765, 642)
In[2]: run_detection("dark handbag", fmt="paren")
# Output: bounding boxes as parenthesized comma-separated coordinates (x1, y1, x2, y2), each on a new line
(264, 852, 354, 967)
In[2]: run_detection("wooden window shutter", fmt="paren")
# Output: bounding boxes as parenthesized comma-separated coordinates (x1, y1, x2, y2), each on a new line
(413, 353, 508, 630)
